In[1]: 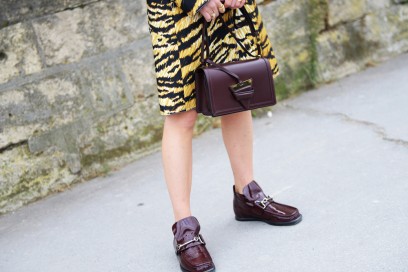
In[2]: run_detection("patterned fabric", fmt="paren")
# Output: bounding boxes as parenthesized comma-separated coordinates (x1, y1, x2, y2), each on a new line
(146, 0, 279, 115)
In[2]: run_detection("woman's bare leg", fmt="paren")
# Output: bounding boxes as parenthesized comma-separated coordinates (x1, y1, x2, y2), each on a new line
(220, 111, 254, 194)
(161, 110, 197, 222)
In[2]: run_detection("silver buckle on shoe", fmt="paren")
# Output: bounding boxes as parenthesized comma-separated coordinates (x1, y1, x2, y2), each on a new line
(255, 195, 273, 209)
(176, 234, 205, 252)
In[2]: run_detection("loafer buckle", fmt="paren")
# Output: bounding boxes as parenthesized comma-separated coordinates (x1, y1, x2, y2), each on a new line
(176, 234, 206, 253)
(255, 195, 273, 209)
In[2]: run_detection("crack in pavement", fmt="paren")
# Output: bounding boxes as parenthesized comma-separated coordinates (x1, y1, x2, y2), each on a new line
(282, 103, 408, 149)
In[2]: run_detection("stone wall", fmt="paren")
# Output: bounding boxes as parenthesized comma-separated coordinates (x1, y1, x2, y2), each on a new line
(258, 0, 408, 96)
(1, 0, 407, 214)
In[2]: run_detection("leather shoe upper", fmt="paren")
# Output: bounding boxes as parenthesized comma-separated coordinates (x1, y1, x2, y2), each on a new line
(233, 180, 302, 224)
(172, 216, 215, 272)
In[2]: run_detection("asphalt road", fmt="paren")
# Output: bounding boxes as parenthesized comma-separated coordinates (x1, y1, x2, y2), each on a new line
(1, 53, 408, 272)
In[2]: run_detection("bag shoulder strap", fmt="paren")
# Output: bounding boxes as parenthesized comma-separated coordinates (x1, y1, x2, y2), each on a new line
(200, 5, 262, 64)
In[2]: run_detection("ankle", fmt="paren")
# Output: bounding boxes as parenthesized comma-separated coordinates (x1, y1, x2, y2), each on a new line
(234, 179, 253, 194)
(234, 185, 244, 194)
(174, 211, 192, 222)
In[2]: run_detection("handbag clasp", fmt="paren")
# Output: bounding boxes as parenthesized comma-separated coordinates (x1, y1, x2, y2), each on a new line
(229, 79, 254, 110)
(230, 79, 253, 92)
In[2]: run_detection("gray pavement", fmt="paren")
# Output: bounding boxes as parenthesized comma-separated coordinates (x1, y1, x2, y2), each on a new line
(1, 53, 408, 272)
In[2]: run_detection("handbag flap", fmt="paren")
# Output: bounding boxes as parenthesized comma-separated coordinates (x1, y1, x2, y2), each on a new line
(199, 57, 276, 116)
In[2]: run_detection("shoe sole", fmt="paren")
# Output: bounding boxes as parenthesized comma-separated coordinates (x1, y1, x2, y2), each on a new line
(180, 265, 216, 272)
(235, 214, 303, 226)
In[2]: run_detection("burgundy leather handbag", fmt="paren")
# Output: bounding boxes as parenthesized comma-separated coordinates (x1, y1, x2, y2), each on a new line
(195, 5, 277, 117)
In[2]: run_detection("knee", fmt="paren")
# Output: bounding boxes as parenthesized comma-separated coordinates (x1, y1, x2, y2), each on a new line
(165, 110, 198, 130)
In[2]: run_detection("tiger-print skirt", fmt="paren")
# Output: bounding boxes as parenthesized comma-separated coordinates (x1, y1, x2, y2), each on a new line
(146, 0, 279, 115)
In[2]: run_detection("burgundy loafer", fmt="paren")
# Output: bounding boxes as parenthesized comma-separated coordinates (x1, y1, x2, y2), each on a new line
(172, 216, 216, 272)
(233, 180, 302, 226)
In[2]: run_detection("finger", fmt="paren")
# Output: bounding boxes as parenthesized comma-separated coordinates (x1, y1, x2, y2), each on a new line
(199, 5, 211, 20)
(214, 0, 223, 6)
(203, 11, 212, 22)
(209, 9, 218, 20)
(230, 0, 237, 8)
(214, 7, 220, 17)
(208, 2, 220, 18)
(224, 0, 232, 8)
(202, 5, 216, 20)
(217, 2, 226, 13)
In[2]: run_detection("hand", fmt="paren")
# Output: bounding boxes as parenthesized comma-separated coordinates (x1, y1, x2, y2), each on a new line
(199, 0, 226, 22)
(223, 0, 246, 9)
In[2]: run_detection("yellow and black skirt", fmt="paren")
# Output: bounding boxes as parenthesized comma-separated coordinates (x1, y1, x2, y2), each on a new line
(146, 0, 279, 115)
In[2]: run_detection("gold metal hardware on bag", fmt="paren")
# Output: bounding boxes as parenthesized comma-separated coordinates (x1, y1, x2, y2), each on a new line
(230, 79, 253, 92)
